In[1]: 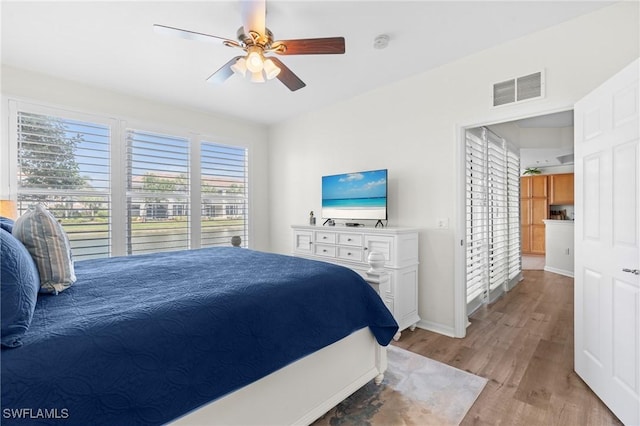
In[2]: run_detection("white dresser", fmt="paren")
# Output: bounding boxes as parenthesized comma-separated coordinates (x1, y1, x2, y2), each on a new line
(292, 225, 420, 336)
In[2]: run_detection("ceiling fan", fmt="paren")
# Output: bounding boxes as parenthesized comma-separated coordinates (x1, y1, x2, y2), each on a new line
(154, 0, 345, 91)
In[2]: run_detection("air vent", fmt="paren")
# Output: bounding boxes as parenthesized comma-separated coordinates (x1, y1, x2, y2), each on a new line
(493, 79, 516, 106)
(556, 153, 574, 165)
(492, 71, 544, 107)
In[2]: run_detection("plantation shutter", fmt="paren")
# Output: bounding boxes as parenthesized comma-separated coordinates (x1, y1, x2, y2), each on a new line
(16, 111, 111, 260)
(506, 147, 522, 280)
(200, 141, 249, 247)
(125, 129, 189, 255)
(465, 128, 488, 303)
(487, 132, 508, 292)
(465, 127, 521, 309)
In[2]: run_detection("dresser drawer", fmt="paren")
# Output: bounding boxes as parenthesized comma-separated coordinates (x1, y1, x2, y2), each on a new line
(337, 246, 363, 262)
(337, 233, 362, 247)
(314, 244, 336, 258)
(315, 231, 336, 244)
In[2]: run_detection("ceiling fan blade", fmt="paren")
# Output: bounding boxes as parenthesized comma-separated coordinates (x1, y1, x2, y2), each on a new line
(241, 0, 266, 38)
(206, 56, 243, 85)
(269, 57, 306, 91)
(153, 24, 236, 45)
(274, 37, 345, 55)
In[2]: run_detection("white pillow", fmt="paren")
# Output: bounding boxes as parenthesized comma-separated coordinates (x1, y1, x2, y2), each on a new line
(13, 204, 76, 294)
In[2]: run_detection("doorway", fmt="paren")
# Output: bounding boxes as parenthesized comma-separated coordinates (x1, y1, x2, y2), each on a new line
(456, 109, 575, 335)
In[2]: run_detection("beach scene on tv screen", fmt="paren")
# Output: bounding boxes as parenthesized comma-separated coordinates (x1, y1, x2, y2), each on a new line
(322, 170, 387, 219)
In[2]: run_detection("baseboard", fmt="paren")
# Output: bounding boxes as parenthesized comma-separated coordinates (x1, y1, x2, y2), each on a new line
(543, 266, 574, 278)
(415, 319, 457, 338)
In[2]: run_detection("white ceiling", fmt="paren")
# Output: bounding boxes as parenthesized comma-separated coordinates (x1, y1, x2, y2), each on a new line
(488, 110, 575, 169)
(1, 1, 613, 125)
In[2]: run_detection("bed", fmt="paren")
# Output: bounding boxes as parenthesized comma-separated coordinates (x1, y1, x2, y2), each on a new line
(1, 245, 398, 425)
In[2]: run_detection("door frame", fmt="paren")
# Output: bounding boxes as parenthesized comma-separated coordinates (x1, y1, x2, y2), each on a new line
(454, 105, 574, 337)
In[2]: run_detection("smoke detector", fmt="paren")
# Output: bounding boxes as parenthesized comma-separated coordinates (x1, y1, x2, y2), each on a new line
(373, 34, 390, 49)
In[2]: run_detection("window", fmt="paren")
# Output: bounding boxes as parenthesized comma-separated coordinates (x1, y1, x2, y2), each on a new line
(200, 141, 248, 247)
(11, 101, 252, 259)
(15, 110, 111, 260)
(126, 129, 189, 255)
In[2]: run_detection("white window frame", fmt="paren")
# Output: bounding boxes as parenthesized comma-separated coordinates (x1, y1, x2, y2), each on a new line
(5, 99, 253, 257)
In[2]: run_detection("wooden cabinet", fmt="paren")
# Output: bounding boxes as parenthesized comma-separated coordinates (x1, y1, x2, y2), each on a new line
(292, 225, 420, 335)
(521, 175, 548, 255)
(549, 173, 574, 205)
(521, 173, 574, 255)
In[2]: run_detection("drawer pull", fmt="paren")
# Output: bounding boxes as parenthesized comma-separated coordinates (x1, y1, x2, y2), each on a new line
(322, 236, 327, 239)
(323, 249, 327, 253)
(347, 252, 352, 256)
(347, 238, 352, 241)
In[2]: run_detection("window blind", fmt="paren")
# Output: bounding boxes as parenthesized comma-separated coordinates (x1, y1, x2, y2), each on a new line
(200, 141, 248, 248)
(465, 127, 521, 307)
(126, 129, 189, 255)
(16, 111, 111, 260)
(12, 102, 253, 259)
(465, 129, 488, 303)
(506, 147, 521, 280)
(487, 133, 508, 292)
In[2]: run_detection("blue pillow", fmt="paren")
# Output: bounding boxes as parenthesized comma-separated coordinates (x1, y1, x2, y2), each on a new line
(1, 228, 40, 348)
(0, 216, 14, 233)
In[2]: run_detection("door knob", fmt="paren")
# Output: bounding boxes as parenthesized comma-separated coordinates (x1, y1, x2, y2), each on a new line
(622, 268, 640, 275)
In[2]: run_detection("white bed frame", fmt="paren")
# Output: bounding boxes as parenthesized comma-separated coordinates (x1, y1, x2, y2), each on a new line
(171, 327, 387, 425)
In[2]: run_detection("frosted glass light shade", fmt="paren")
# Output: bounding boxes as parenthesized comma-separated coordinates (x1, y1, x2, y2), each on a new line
(231, 57, 247, 77)
(246, 51, 264, 73)
(250, 71, 265, 83)
(263, 58, 280, 80)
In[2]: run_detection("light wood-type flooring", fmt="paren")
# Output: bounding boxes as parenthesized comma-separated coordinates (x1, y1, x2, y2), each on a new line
(393, 270, 622, 425)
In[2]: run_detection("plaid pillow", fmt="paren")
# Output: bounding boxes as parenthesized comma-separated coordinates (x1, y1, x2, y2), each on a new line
(13, 204, 76, 294)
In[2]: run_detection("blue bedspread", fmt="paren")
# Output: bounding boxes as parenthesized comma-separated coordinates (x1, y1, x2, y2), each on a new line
(1, 247, 398, 425)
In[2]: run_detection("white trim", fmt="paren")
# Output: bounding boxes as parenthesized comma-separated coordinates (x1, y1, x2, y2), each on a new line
(543, 266, 574, 278)
(416, 319, 457, 338)
(111, 120, 126, 257)
(189, 137, 202, 249)
(454, 125, 468, 338)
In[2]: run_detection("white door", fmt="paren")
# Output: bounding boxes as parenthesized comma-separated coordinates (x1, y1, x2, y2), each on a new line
(574, 58, 639, 426)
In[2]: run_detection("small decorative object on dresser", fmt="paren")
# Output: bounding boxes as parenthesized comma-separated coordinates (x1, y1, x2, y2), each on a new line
(309, 211, 316, 225)
(231, 235, 242, 247)
(367, 251, 386, 274)
(292, 225, 420, 338)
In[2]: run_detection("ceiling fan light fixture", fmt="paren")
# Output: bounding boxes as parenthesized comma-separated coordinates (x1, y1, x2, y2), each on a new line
(263, 58, 280, 80)
(250, 70, 265, 83)
(246, 48, 264, 73)
(231, 57, 247, 77)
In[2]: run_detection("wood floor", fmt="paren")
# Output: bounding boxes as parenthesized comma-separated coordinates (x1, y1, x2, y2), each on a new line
(393, 270, 622, 426)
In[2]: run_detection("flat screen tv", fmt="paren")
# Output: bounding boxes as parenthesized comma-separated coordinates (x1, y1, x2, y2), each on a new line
(322, 169, 388, 221)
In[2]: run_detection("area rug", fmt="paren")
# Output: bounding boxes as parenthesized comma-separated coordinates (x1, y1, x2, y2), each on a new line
(313, 345, 487, 426)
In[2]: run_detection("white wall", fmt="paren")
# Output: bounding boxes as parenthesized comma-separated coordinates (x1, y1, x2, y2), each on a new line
(0, 66, 271, 250)
(267, 2, 639, 335)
